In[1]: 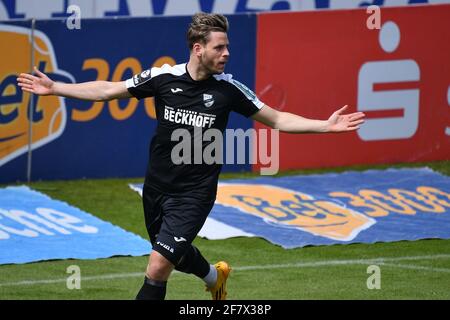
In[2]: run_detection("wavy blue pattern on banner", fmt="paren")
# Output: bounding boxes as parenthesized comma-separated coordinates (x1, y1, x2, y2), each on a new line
(131, 167, 450, 248)
(0, 186, 150, 264)
(211, 168, 450, 248)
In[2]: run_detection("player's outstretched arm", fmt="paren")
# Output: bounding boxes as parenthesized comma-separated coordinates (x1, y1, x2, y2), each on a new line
(251, 104, 365, 133)
(17, 66, 131, 101)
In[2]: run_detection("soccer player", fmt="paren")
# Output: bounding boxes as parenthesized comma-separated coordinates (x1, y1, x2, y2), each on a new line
(17, 13, 365, 300)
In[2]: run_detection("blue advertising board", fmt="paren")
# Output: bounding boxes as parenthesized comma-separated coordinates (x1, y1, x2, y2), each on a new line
(1, 0, 447, 20)
(130, 168, 450, 248)
(0, 15, 256, 182)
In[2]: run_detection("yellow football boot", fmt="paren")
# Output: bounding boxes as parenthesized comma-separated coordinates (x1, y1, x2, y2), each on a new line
(206, 261, 231, 300)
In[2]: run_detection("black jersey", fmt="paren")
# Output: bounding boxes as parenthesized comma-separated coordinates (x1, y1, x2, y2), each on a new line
(126, 63, 264, 200)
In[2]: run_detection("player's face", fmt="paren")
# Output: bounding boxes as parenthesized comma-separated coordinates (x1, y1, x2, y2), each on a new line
(200, 31, 230, 74)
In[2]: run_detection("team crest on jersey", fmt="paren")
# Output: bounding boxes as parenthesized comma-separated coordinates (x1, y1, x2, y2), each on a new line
(203, 94, 214, 108)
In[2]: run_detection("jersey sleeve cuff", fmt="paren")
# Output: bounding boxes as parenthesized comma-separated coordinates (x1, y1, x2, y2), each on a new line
(125, 78, 135, 89)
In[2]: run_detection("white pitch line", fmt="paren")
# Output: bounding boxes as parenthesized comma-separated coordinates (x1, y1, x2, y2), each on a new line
(0, 254, 449, 287)
(231, 254, 450, 271)
(0, 272, 145, 287)
(379, 263, 450, 273)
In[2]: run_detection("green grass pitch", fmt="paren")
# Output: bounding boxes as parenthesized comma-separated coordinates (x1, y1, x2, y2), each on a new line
(0, 161, 449, 300)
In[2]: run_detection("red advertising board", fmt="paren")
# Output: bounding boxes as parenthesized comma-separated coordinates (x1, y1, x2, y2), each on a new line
(255, 4, 450, 171)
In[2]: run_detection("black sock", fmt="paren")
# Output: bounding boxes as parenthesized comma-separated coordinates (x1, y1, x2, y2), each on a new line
(135, 277, 167, 300)
(175, 245, 210, 278)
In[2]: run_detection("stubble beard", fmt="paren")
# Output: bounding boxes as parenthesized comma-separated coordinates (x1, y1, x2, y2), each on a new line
(200, 54, 222, 75)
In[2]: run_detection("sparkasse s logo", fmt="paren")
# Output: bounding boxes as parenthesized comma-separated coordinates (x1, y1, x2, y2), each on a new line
(0, 25, 74, 167)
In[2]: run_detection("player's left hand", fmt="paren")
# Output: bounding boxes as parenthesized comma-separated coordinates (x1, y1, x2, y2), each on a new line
(326, 105, 365, 132)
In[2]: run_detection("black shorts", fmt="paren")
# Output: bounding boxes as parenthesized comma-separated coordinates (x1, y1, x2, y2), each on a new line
(142, 184, 215, 265)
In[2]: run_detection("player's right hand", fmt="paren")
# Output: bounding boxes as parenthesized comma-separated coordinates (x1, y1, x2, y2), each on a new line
(17, 66, 54, 96)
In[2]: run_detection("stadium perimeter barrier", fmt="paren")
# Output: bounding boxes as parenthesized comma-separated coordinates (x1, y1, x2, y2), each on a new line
(0, 15, 257, 183)
(253, 4, 450, 172)
(0, 4, 449, 183)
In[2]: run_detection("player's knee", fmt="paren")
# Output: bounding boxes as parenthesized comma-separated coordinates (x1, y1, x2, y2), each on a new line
(146, 251, 174, 281)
